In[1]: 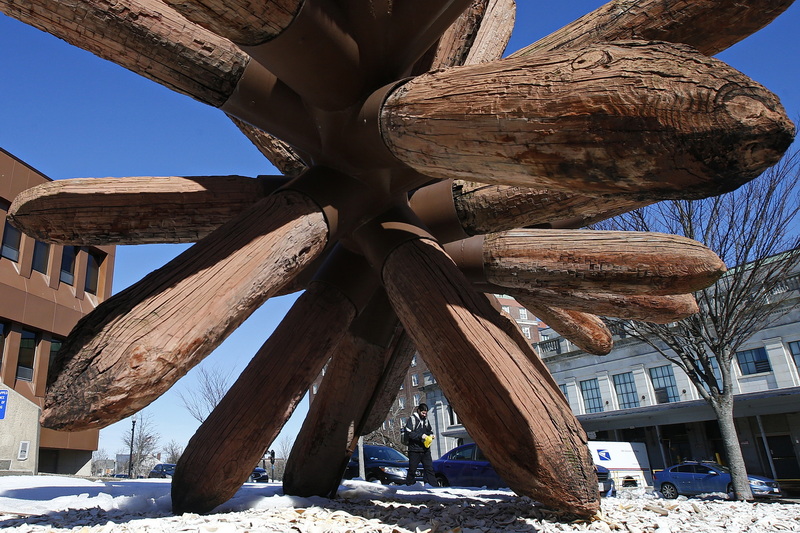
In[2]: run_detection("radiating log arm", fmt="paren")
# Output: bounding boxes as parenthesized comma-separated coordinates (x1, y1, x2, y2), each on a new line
(352, 206, 599, 518)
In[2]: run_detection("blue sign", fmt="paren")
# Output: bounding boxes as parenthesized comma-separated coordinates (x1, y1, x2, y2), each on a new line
(0, 390, 8, 420)
(597, 449, 611, 461)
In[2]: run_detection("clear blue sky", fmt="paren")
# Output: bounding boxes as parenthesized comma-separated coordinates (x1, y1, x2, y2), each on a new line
(1, 1, 799, 458)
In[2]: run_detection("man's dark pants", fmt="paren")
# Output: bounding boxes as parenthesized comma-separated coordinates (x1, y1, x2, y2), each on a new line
(406, 449, 437, 486)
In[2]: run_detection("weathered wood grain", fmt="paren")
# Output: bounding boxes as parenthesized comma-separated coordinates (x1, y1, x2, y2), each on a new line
(483, 229, 726, 296)
(513, 299, 612, 356)
(41, 190, 328, 430)
(0, 0, 248, 107)
(511, 0, 797, 58)
(163, 0, 301, 45)
(227, 115, 309, 177)
(382, 41, 794, 199)
(283, 296, 405, 498)
(8, 175, 287, 245)
(354, 218, 598, 517)
(171, 280, 358, 514)
(507, 288, 699, 324)
(451, 180, 650, 235)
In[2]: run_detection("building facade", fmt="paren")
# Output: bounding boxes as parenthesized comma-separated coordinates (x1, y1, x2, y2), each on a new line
(0, 148, 115, 476)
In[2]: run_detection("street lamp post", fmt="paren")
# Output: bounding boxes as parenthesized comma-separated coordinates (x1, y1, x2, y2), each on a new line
(128, 418, 136, 479)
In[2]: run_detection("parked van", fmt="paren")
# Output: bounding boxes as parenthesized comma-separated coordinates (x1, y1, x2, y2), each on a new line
(587, 441, 653, 488)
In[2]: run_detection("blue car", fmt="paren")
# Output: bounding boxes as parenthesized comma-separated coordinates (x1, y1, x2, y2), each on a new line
(432, 443, 615, 495)
(654, 461, 782, 499)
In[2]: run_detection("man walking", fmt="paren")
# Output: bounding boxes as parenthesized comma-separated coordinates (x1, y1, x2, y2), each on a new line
(403, 403, 437, 486)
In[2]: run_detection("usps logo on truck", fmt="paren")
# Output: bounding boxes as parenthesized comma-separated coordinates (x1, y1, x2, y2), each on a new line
(597, 449, 611, 461)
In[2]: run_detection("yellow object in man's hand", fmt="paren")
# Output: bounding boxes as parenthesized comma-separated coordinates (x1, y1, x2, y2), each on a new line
(423, 434, 434, 448)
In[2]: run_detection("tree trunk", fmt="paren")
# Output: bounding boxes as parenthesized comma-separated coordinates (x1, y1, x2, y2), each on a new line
(711, 397, 754, 500)
(41, 189, 328, 431)
(283, 295, 404, 498)
(8, 175, 287, 245)
(476, 230, 726, 295)
(381, 41, 793, 199)
(510, 0, 796, 58)
(171, 280, 358, 514)
(354, 213, 599, 518)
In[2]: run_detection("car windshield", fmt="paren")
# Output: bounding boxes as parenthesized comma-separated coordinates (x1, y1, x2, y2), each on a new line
(364, 446, 408, 462)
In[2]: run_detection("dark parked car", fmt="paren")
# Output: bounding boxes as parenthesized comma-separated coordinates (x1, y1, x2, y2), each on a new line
(344, 444, 422, 484)
(654, 461, 782, 499)
(249, 467, 269, 482)
(148, 463, 176, 478)
(432, 443, 616, 495)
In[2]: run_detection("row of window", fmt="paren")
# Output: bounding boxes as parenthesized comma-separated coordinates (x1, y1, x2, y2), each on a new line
(563, 343, 800, 414)
(1, 217, 103, 294)
(0, 323, 62, 384)
(397, 393, 422, 410)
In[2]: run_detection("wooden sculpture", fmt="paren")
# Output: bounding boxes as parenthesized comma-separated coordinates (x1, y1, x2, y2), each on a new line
(3, 0, 796, 519)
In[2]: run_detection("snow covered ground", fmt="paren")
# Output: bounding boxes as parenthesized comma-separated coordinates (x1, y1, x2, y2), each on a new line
(1, 475, 798, 532)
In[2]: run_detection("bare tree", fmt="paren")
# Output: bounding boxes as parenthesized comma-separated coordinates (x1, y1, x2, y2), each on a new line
(162, 440, 184, 464)
(599, 150, 800, 500)
(178, 366, 234, 423)
(122, 412, 161, 478)
(363, 403, 406, 450)
(91, 448, 111, 476)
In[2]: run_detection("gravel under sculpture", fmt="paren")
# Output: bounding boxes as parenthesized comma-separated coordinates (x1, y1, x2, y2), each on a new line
(3, 0, 797, 519)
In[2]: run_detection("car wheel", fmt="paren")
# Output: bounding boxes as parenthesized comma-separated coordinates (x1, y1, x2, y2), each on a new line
(367, 476, 380, 483)
(436, 474, 449, 487)
(660, 482, 679, 499)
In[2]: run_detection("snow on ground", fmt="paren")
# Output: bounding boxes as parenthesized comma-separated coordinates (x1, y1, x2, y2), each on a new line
(0, 476, 798, 532)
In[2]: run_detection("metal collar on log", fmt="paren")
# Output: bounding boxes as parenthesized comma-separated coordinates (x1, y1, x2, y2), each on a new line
(348, 290, 401, 348)
(220, 60, 319, 152)
(279, 166, 378, 245)
(442, 235, 486, 284)
(351, 204, 436, 279)
(242, 0, 363, 111)
(309, 244, 377, 314)
(409, 179, 471, 244)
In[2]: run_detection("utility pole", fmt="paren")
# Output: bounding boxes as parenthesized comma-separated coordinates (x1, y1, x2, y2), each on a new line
(128, 418, 136, 479)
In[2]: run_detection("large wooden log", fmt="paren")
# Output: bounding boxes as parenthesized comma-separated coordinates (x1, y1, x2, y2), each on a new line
(8, 175, 287, 245)
(41, 167, 372, 431)
(172, 279, 358, 514)
(511, 0, 797, 58)
(484, 230, 726, 295)
(444, 230, 726, 296)
(512, 300, 612, 356)
(41, 189, 327, 430)
(506, 288, 699, 325)
(283, 293, 404, 498)
(0, 0, 247, 107)
(353, 210, 599, 518)
(381, 41, 794, 199)
(227, 115, 309, 177)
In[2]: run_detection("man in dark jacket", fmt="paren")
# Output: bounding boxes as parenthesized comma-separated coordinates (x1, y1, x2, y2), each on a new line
(403, 403, 438, 486)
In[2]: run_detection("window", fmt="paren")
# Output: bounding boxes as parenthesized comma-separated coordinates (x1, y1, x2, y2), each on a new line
(789, 341, 800, 373)
(736, 347, 772, 375)
(649, 365, 680, 404)
(579, 378, 603, 413)
(612, 372, 640, 409)
(399, 382, 404, 390)
(423, 373, 436, 386)
(60, 246, 78, 285)
(413, 393, 420, 407)
(0, 323, 7, 369)
(84, 248, 104, 294)
(32, 241, 50, 274)
(398, 396, 406, 410)
(522, 326, 531, 339)
(559, 384, 569, 401)
(312, 383, 318, 394)
(16, 329, 38, 382)
(447, 405, 459, 426)
(411, 354, 417, 367)
(48, 338, 62, 383)
(411, 374, 419, 387)
(501, 305, 510, 314)
(519, 309, 528, 320)
(1, 220, 22, 262)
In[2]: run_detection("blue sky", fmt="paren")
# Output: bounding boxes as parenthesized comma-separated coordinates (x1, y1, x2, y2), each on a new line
(1, 1, 799, 458)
